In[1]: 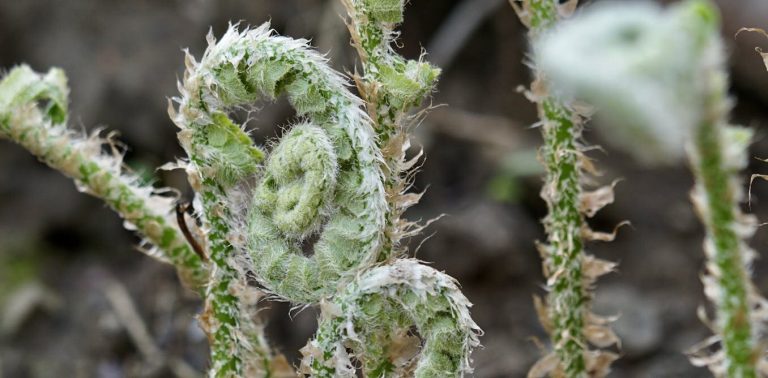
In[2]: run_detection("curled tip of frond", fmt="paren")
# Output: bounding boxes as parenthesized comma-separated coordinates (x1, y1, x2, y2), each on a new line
(304, 260, 481, 377)
(0, 65, 207, 289)
(0, 64, 68, 124)
(176, 22, 388, 304)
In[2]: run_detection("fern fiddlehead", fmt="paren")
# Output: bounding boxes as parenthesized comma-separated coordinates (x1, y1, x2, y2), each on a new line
(231, 24, 389, 304)
(307, 259, 479, 377)
(171, 16, 479, 376)
(1, 2, 478, 376)
(0, 65, 208, 289)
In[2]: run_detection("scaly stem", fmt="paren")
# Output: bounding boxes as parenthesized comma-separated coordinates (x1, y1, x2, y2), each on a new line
(172, 28, 277, 377)
(540, 99, 587, 376)
(518, 1, 588, 376)
(198, 183, 261, 377)
(514, 1, 621, 376)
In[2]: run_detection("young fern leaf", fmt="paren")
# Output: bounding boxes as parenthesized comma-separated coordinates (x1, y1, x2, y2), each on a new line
(306, 259, 480, 378)
(536, 1, 767, 376)
(219, 23, 390, 305)
(512, 1, 620, 377)
(0, 65, 208, 289)
(172, 21, 388, 304)
(168, 13, 480, 376)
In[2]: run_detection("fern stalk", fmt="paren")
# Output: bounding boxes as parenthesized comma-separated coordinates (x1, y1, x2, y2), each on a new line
(689, 57, 756, 377)
(513, 1, 619, 376)
(341, 0, 440, 262)
(171, 27, 276, 377)
(0, 65, 208, 289)
(538, 99, 589, 376)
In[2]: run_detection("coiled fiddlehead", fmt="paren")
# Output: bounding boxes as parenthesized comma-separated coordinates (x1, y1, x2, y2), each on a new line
(306, 259, 480, 377)
(172, 21, 479, 377)
(228, 23, 389, 304)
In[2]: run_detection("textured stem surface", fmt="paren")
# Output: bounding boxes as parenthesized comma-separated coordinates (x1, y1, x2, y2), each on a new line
(514, 1, 619, 376)
(342, 0, 440, 262)
(0, 65, 208, 289)
(171, 26, 281, 378)
(539, 99, 588, 376)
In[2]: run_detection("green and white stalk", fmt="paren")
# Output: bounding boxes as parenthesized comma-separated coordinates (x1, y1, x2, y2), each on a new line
(0, 65, 208, 289)
(535, 1, 767, 376)
(513, 1, 619, 377)
(170, 25, 279, 378)
(341, 0, 441, 261)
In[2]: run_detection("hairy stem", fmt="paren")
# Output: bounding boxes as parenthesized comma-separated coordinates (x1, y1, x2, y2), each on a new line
(341, 0, 440, 262)
(540, 99, 588, 376)
(514, 1, 618, 376)
(171, 27, 278, 377)
(0, 65, 208, 289)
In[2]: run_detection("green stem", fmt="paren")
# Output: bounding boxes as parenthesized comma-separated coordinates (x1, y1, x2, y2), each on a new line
(516, 1, 593, 375)
(342, 0, 440, 262)
(172, 29, 279, 376)
(199, 182, 269, 377)
(0, 65, 208, 290)
(691, 96, 756, 377)
(540, 99, 587, 376)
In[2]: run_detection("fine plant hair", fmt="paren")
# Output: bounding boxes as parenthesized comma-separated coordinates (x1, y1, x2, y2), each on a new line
(0, 1, 480, 377)
(535, 1, 767, 376)
(512, 1, 620, 377)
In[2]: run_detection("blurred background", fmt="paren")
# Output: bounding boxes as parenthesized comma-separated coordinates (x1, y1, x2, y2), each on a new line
(2, 0, 768, 376)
